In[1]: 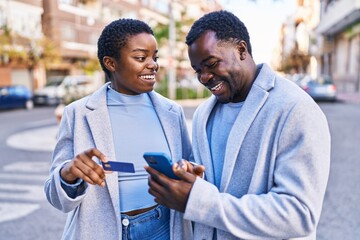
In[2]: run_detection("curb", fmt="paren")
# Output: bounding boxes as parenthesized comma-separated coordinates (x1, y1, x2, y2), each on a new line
(336, 92, 360, 104)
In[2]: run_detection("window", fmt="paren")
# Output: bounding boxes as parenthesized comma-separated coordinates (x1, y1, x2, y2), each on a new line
(61, 24, 76, 41)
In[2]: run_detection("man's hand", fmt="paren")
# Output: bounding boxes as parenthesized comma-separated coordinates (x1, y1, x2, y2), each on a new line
(145, 160, 205, 212)
(60, 148, 108, 187)
(177, 160, 205, 178)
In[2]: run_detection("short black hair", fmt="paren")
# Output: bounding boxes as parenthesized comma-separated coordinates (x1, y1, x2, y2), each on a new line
(185, 10, 252, 56)
(97, 18, 154, 78)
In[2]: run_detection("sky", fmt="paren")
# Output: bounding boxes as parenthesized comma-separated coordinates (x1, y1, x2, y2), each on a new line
(221, 0, 297, 65)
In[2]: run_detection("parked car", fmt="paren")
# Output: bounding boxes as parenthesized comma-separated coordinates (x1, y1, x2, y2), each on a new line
(301, 75, 337, 102)
(0, 85, 34, 110)
(33, 75, 98, 105)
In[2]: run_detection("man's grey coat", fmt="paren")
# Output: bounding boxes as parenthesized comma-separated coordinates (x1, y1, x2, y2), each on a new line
(182, 64, 331, 240)
(44, 83, 193, 239)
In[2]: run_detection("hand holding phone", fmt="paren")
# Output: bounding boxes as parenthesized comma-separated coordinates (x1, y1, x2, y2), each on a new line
(143, 152, 179, 180)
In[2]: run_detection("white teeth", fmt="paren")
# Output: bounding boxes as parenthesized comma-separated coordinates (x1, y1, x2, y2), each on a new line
(141, 75, 155, 80)
(210, 82, 223, 91)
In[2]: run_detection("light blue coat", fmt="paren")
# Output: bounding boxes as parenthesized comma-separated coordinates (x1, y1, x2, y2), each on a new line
(44, 83, 193, 239)
(183, 64, 331, 240)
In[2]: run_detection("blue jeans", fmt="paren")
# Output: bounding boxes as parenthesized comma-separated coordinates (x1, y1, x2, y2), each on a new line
(121, 205, 170, 240)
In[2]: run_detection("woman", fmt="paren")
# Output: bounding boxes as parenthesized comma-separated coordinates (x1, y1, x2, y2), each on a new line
(44, 18, 192, 240)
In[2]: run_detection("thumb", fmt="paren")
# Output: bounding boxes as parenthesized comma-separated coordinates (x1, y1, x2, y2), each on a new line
(193, 165, 206, 177)
(173, 163, 196, 183)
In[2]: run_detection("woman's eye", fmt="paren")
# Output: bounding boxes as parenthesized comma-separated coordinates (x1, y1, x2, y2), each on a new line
(154, 56, 159, 62)
(135, 57, 146, 61)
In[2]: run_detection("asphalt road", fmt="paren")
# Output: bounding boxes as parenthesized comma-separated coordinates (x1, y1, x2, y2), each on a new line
(0, 100, 359, 239)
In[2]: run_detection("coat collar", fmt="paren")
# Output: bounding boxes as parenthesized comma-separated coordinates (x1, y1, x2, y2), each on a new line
(221, 63, 276, 191)
(147, 91, 180, 160)
(196, 63, 276, 191)
(83, 83, 180, 208)
(84, 83, 178, 159)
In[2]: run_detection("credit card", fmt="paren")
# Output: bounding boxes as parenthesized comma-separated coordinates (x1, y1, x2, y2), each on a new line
(102, 161, 135, 173)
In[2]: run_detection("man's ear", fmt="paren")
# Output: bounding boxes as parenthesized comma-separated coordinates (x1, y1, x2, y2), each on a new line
(237, 41, 247, 60)
(103, 56, 116, 72)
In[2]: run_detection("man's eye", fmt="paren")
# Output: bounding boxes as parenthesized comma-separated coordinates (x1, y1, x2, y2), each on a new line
(154, 57, 159, 62)
(206, 61, 218, 68)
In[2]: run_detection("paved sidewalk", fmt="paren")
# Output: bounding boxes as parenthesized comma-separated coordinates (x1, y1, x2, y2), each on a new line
(336, 91, 360, 104)
(6, 99, 206, 152)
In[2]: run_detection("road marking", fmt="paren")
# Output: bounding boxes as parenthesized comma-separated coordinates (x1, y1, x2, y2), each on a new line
(0, 203, 40, 223)
(0, 161, 50, 223)
(0, 183, 46, 201)
(3, 162, 50, 173)
(6, 126, 57, 152)
(0, 173, 48, 181)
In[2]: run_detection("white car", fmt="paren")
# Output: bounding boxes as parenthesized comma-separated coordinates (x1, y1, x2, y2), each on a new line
(33, 75, 99, 105)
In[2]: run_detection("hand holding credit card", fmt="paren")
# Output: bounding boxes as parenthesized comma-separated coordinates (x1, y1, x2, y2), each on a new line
(102, 161, 135, 173)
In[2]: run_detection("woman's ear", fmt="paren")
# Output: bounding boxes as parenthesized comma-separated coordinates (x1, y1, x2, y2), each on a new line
(103, 56, 116, 72)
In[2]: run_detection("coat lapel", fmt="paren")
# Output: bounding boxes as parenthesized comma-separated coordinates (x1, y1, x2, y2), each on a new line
(195, 96, 218, 184)
(148, 92, 180, 160)
(220, 63, 275, 192)
(84, 83, 119, 214)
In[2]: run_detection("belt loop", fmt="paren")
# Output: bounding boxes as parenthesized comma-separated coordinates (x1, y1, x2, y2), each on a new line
(156, 205, 162, 219)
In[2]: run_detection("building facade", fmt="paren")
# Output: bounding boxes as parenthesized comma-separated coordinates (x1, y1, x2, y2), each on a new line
(0, 0, 44, 89)
(0, 0, 221, 95)
(316, 0, 360, 92)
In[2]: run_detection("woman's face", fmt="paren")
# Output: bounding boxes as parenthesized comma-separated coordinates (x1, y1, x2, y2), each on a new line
(106, 33, 159, 95)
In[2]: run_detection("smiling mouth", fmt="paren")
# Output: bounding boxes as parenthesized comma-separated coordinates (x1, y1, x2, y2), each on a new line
(209, 81, 223, 92)
(140, 74, 156, 80)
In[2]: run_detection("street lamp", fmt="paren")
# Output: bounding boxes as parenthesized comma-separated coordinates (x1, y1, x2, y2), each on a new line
(168, 2, 176, 99)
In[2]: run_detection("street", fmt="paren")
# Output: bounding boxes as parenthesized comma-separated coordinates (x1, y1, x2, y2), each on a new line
(0, 101, 359, 239)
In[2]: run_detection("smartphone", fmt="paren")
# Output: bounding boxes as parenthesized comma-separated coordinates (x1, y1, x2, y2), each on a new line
(143, 152, 179, 180)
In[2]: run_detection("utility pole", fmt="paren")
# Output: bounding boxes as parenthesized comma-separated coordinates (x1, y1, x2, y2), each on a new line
(167, 2, 176, 99)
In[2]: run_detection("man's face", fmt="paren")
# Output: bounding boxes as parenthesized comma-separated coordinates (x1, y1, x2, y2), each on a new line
(109, 33, 159, 95)
(188, 31, 248, 103)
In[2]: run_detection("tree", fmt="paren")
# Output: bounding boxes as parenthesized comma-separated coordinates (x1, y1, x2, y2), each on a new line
(279, 43, 310, 74)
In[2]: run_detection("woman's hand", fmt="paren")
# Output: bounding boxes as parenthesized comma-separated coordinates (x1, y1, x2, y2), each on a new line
(60, 148, 108, 187)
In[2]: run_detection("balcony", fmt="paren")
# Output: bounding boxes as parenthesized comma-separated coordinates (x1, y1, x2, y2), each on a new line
(317, 0, 360, 36)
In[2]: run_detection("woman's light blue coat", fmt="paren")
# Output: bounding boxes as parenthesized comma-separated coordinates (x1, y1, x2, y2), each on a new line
(44, 83, 193, 239)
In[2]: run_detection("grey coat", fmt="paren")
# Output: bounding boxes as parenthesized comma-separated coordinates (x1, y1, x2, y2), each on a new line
(44, 83, 193, 240)
(183, 64, 331, 240)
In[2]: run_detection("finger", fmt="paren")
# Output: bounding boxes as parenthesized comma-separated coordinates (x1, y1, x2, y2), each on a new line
(74, 155, 106, 186)
(69, 166, 95, 185)
(78, 150, 106, 179)
(172, 163, 197, 183)
(177, 159, 189, 171)
(77, 165, 105, 186)
(147, 175, 167, 205)
(147, 174, 168, 195)
(103, 169, 113, 174)
(144, 165, 172, 187)
(85, 157, 106, 180)
(193, 165, 206, 176)
(85, 148, 108, 163)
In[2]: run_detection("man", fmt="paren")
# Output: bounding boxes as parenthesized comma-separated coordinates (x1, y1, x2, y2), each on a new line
(146, 10, 330, 239)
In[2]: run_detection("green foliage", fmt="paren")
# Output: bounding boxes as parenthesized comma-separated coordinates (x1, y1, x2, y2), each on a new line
(153, 23, 169, 45)
(155, 75, 211, 100)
